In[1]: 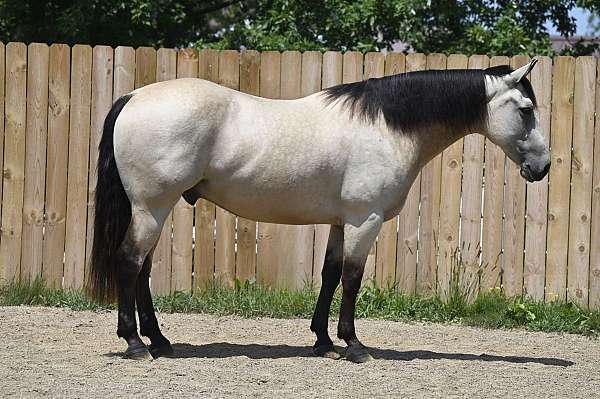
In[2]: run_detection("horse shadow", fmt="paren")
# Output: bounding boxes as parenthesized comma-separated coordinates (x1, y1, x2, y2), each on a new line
(156, 342, 573, 367)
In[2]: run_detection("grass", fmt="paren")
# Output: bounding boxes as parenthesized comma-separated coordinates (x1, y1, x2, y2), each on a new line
(1, 278, 600, 337)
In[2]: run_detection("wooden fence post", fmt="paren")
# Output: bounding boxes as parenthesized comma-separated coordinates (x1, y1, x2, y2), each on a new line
(64, 44, 92, 289)
(546, 56, 576, 302)
(21, 43, 49, 281)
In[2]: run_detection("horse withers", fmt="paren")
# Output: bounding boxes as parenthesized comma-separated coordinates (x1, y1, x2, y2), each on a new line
(87, 59, 548, 363)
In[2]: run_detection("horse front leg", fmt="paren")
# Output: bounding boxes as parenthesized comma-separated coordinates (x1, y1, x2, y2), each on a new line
(136, 251, 173, 359)
(310, 225, 343, 359)
(337, 212, 382, 363)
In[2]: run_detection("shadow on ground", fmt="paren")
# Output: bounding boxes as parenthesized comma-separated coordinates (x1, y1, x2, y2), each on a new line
(137, 342, 573, 367)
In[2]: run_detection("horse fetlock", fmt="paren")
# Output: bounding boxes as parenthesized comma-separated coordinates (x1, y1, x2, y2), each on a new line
(337, 321, 356, 341)
(139, 323, 161, 339)
(116, 313, 137, 338)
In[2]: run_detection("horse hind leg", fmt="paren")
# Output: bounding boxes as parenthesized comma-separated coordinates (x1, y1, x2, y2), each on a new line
(310, 225, 343, 359)
(116, 205, 168, 360)
(136, 249, 174, 358)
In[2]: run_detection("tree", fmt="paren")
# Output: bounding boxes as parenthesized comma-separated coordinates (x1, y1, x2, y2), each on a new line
(210, 0, 599, 56)
(0, 0, 243, 47)
(0, 0, 598, 56)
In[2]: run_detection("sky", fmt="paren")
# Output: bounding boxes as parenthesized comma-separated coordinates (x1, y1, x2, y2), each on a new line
(545, 7, 597, 36)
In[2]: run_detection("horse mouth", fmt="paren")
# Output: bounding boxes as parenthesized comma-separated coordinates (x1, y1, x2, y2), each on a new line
(520, 164, 549, 183)
(520, 167, 535, 182)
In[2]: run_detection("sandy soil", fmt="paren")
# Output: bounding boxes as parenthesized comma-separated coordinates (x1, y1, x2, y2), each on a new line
(1, 306, 599, 398)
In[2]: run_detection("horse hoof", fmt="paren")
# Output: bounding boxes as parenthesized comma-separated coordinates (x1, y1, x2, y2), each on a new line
(125, 344, 152, 360)
(149, 342, 174, 359)
(345, 346, 373, 363)
(313, 344, 341, 360)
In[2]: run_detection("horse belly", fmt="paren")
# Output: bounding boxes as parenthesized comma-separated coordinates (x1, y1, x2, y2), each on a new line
(198, 173, 342, 225)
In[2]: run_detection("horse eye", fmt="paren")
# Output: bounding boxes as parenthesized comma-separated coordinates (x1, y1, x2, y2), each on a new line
(520, 107, 533, 116)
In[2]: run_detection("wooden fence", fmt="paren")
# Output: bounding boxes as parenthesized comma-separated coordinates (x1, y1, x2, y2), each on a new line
(0, 42, 599, 307)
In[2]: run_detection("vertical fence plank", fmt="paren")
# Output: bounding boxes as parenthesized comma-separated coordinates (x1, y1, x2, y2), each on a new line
(21, 43, 49, 281)
(0, 42, 27, 283)
(459, 55, 489, 298)
(546, 56, 575, 302)
(299, 50, 322, 286)
(113, 47, 135, 98)
(375, 52, 404, 289)
(278, 50, 319, 288)
(416, 53, 444, 294)
(375, 52, 405, 289)
(364, 52, 384, 80)
(567, 56, 596, 306)
(437, 54, 468, 298)
(134, 51, 158, 295)
(42, 44, 70, 288)
(257, 51, 302, 288)
(170, 48, 195, 292)
(590, 59, 600, 309)
(312, 51, 342, 286)
(363, 52, 390, 287)
(396, 53, 426, 295)
(523, 57, 552, 300)
(502, 55, 530, 297)
(214, 50, 239, 287)
(342, 51, 376, 284)
(0, 43, 4, 226)
(85, 46, 113, 279)
(258, 51, 314, 289)
(256, 51, 282, 287)
(480, 56, 509, 291)
(64, 45, 92, 289)
(194, 49, 220, 290)
(0, 43, 27, 284)
(133, 47, 157, 289)
(235, 50, 261, 284)
(151, 48, 177, 295)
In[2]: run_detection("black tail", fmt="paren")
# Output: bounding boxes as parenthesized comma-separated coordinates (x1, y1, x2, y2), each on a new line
(87, 94, 134, 303)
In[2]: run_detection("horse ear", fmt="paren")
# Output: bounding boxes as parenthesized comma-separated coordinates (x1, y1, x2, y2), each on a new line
(504, 59, 538, 87)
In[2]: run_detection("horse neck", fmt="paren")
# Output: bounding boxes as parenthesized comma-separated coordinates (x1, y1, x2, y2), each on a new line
(410, 124, 471, 169)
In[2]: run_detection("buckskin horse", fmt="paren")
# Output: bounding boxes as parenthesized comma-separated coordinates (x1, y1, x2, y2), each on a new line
(87, 59, 548, 363)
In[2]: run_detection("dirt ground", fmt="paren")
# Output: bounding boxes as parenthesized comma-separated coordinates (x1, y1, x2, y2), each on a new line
(1, 306, 599, 398)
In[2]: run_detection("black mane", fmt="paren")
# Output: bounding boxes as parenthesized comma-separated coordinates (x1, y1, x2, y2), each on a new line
(323, 66, 536, 133)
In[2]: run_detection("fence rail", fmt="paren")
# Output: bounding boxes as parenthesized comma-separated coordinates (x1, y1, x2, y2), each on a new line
(0, 42, 598, 307)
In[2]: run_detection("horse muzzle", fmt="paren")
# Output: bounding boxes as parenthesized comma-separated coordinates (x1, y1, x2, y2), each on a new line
(520, 161, 550, 183)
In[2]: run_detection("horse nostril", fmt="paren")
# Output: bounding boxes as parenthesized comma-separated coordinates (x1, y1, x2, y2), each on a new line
(543, 162, 550, 175)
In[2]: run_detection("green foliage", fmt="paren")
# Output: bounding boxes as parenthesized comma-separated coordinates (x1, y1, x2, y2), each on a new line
(0, 1, 597, 56)
(3, 277, 600, 337)
(0, 0, 245, 47)
(211, 0, 599, 56)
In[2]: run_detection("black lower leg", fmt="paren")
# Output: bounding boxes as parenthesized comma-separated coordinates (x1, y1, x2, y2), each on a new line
(337, 273, 362, 345)
(136, 255, 172, 358)
(116, 259, 148, 359)
(310, 250, 342, 349)
(337, 264, 371, 362)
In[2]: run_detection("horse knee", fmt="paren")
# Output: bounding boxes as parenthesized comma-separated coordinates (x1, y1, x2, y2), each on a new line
(321, 252, 342, 282)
